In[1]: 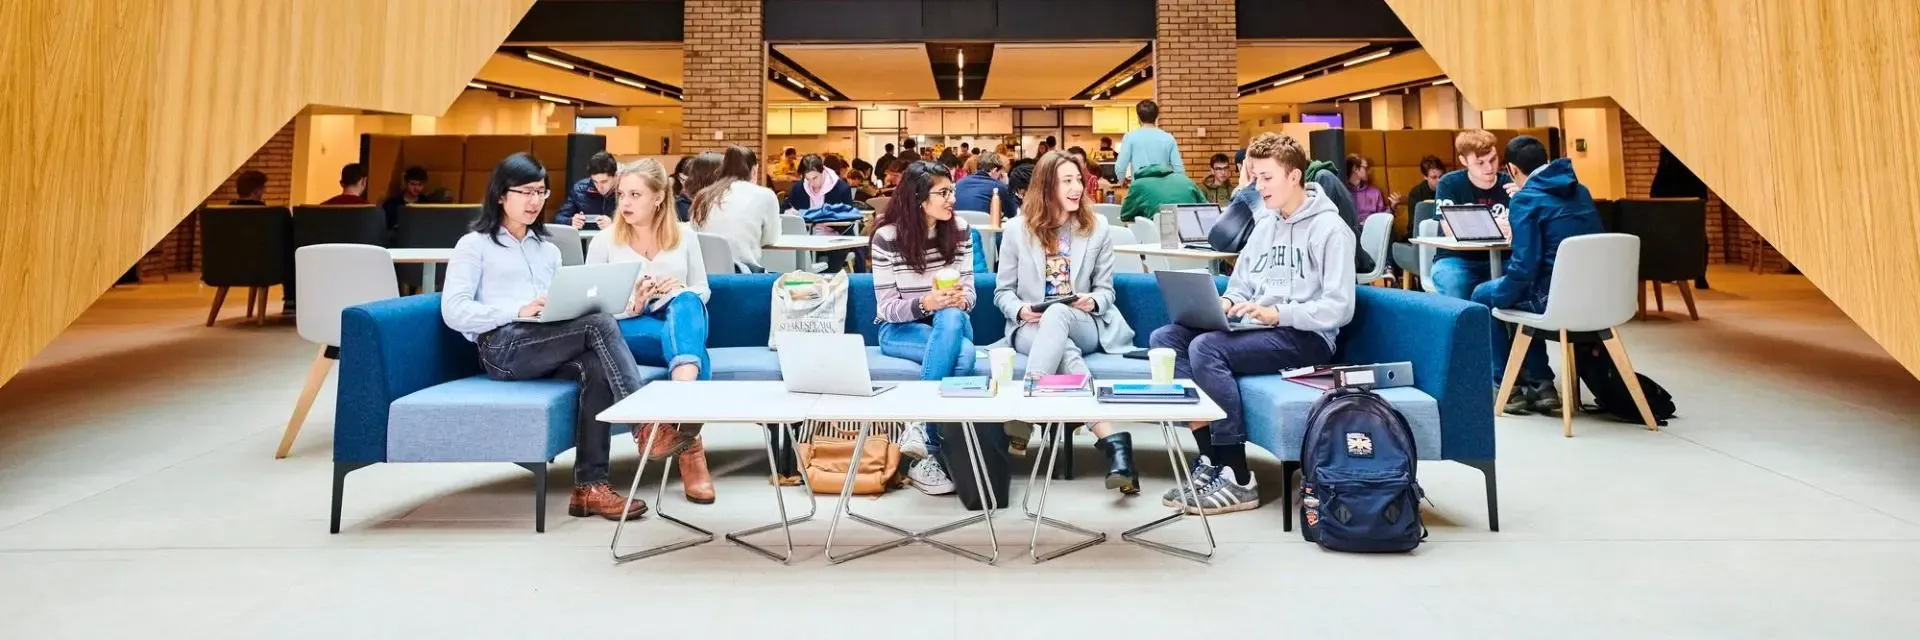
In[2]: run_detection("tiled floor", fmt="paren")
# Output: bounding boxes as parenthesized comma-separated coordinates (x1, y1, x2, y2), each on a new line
(3, 268, 1919, 638)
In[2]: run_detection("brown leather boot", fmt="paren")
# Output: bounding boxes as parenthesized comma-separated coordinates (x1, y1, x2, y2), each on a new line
(635, 423, 703, 461)
(677, 437, 715, 504)
(568, 482, 647, 520)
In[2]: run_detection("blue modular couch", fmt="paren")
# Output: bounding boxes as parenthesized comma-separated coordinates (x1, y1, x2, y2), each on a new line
(333, 273, 1495, 533)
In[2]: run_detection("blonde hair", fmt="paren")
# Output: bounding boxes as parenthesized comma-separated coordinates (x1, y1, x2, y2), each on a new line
(610, 158, 681, 252)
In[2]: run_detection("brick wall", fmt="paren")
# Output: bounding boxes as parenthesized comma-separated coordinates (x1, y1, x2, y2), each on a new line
(681, 0, 764, 160)
(1620, 110, 1779, 268)
(1155, 0, 1238, 183)
(137, 119, 297, 279)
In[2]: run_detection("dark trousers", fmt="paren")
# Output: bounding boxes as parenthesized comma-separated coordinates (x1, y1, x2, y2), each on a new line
(476, 313, 642, 486)
(1149, 324, 1333, 446)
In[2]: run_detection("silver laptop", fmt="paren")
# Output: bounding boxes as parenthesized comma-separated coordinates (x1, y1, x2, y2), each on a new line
(1438, 205, 1508, 245)
(776, 332, 896, 397)
(1174, 204, 1223, 248)
(516, 262, 644, 323)
(1155, 270, 1270, 332)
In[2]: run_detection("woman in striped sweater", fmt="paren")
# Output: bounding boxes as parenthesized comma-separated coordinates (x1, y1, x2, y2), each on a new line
(870, 161, 975, 495)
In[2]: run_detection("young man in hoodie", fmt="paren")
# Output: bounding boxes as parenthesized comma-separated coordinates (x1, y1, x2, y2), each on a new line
(1118, 163, 1207, 222)
(1472, 136, 1604, 415)
(1149, 132, 1357, 515)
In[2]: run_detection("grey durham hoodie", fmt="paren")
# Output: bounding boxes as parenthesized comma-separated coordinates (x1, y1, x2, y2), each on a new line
(1222, 182, 1358, 350)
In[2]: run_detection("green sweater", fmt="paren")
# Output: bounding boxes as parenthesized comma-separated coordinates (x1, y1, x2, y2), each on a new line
(1119, 164, 1208, 222)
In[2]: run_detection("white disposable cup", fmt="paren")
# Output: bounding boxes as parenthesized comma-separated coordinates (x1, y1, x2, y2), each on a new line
(990, 347, 1016, 387)
(1149, 348, 1177, 384)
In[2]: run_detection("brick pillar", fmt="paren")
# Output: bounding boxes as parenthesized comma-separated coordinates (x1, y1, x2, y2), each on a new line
(1155, 0, 1238, 182)
(138, 118, 297, 280)
(682, 0, 765, 160)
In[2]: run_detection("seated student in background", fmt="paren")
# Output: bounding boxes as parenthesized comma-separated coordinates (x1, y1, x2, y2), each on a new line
(772, 147, 800, 179)
(1118, 162, 1207, 223)
(995, 151, 1141, 495)
(1472, 136, 1603, 416)
(1345, 154, 1401, 223)
(953, 152, 1014, 217)
(876, 143, 897, 180)
(786, 153, 861, 272)
(585, 158, 716, 504)
(1200, 153, 1236, 205)
(672, 155, 695, 222)
(869, 161, 975, 496)
(678, 151, 724, 224)
(1149, 132, 1356, 515)
(1066, 147, 1104, 200)
(231, 170, 268, 205)
(689, 145, 781, 272)
(320, 163, 370, 205)
(559, 151, 618, 229)
(441, 152, 696, 521)
(380, 166, 430, 233)
(1429, 129, 1517, 299)
(1004, 158, 1035, 219)
(1406, 155, 1446, 213)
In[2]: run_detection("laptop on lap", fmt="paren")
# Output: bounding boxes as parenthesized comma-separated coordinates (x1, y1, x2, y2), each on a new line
(776, 332, 897, 396)
(1155, 270, 1271, 332)
(516, 262, 644, 323)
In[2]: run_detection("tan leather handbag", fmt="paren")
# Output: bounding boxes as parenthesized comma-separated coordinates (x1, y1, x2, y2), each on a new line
(797, 421, 900, 495)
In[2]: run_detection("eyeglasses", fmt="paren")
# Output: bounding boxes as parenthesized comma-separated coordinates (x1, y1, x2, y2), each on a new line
(930, 188, 955, 199)
(507, 187, 551, 199)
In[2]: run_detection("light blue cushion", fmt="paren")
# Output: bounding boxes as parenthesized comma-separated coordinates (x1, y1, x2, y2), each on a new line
(709, 347, 783, 381)
(1238, 376, 1444, 461)
(386, 371, 665, 463)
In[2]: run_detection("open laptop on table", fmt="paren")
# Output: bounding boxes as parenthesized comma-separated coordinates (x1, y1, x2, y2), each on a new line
(515, 262, 644, 323)
(1438, 205, 1509, 246)
(776, 332, 897, 397)
(1155, 270, 1272, 332)
(1173, 203, 1223, 250)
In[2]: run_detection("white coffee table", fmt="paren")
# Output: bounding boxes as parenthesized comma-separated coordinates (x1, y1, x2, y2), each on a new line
(1411, 236, 1511, 278)
(597, 381, 821, 564)
(1115, 243, 1236, 275)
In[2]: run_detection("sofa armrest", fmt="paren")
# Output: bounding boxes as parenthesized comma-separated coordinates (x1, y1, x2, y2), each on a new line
(336, 294, 479, 463)
(1337, 287, 1495, 461)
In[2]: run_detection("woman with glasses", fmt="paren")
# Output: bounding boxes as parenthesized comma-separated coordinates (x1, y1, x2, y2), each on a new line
(869, 161, 975, 496)
(586, 158, 716, 504)
(993, 151, 1139, 494)
(441, 152, 698, 522)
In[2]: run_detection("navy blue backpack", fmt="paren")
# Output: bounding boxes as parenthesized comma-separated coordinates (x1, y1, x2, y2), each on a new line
(1298, 387, 1426, 552)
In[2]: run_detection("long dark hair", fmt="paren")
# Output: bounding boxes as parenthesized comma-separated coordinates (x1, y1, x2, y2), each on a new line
(693, 145, 757, 226)
(879, 161, 960, 273)
(673, 155, 694, 196)
(474, 152, 549, 246)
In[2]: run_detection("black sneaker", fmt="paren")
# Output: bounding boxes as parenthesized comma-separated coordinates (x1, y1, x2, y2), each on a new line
(1529, 383, 1564, 416)
(1500, 387, 1532, 415)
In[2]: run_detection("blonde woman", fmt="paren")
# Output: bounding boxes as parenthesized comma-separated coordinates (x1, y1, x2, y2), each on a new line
(586, 158, 716, 503)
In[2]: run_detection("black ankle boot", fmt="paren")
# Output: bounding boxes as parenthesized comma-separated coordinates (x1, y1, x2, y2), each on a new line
(1094, 433, 1139, 495)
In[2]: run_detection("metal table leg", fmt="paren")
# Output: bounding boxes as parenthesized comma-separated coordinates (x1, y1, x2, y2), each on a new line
(611, 424, 717, 563)
(824, 421, 1000, 565)
(421, 262, 438, 294)
(725, 422, 819, 564)
(1120, 420, 1217, 562)
(1021, 421, 1108, 563)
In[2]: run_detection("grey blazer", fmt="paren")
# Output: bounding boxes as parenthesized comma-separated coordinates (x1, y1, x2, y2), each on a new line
(991, 215, 1137, 354)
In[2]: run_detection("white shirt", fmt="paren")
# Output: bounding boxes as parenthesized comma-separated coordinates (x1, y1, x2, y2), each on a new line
(692, 180, 780, 269)
(584, 222, 711, 312)
(441, 229, 562, 342)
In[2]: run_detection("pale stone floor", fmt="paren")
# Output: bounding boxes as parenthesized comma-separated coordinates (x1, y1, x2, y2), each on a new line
(2, 267, 1917, 638)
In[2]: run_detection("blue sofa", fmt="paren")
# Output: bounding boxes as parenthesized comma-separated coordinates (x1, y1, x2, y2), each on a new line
(333, 273, 1495, 533)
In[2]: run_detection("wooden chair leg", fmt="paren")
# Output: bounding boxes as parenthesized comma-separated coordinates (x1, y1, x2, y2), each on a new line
(244, 287, 258, 319)
(253, 287, 269, 326)
(206, 286, 230, 326)
(1602, 333, 1660, 431)
(1678, 281, 1699, 321)
(1494, 328, 1533, 415)
(1652, 281, 1665, 312)
(1559, 330, 1577, 438)
(278, 347, 335, 458)
(1636, 280, 1648, 320)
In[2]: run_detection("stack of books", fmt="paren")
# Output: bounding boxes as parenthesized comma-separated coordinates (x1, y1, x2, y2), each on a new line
(939, 376, 994, 398)
(1097, 382, 1201, 404)
(1025, 373, 1092, 397)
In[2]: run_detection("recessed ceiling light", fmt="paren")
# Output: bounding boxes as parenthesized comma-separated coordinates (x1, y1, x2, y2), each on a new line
(467, 82, 487, 89)
(613, 77, 646, 90)
(1271, 75, 1305, 88)
(526, 52, 575, 70)
(537, 95, 571, 105)
(785, 76, 805, 89)
(1341, 50, 1393, 67)
(1345, 91, 1382, 101)
(1431, 78, 1453, 86)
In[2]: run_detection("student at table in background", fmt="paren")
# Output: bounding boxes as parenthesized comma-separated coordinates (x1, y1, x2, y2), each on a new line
(787, 154, 862, 272)
(1200, 153, 1235, 205)
(1119, 162, 1207, 223)
(441, 152, 698, 522)
(1005, 158, 1036, 221)
(772, 146, 800, 179)
(1095, 137, 1118, 163)
(849, 159, 880, 201)
(320, 163, 370, 205)
(689, 145, 781, 272)
(1066, 147, 1104, 202)
(1346, 154, 1401, 224)
(1472, 136, 1603, 417)
(1428, 129, 1517, 300)
(876, 143, 897, 181)
(1116, 99, 1185, 182)
(994, 151, 1141, 495)
(586, 158, 716, 504)
(559, 151, 618, 229)
(1149, 132, 1355, 515)
(678, 151, 724, 225)
(954, 152, 1014, 217)
(1406, 155, 1446, 213)
(231, 170, 268, 205)
(937, 147, 966, 180)
(672, 155, 694, 222)
(869, 161, 976, 496)
(380, 166, 429, 233)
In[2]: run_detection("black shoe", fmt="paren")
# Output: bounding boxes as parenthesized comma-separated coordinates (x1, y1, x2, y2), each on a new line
(1529, 383, 1564, 416)
(1500, 387, 1532, 415)
(1094, 433, 1138, 495)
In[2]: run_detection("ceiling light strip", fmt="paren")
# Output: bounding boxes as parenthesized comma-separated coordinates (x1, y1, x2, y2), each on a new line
(1341, 49, 1393, 68)
(525, 52, 575, 70)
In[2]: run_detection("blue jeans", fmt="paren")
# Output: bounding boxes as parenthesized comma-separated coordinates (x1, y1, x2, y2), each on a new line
(878, 308, 976, 453)
(1470, 281, 1553, 387)
(1149, 324, 1332, 447)
(616, 291, 710, 379)
(1429, 256, 1492, 300)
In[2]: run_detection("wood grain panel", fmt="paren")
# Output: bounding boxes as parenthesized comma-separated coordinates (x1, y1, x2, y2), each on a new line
(0, 0, 533, 387)
(1386, 0, 1920, 378)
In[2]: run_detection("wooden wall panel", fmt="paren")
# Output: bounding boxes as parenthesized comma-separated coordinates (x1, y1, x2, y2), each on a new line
(1385, 0, 1920, 378)
(0, 0, 533, 387)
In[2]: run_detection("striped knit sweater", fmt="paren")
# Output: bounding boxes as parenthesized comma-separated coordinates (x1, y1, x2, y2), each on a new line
(871, 218, 975, 323)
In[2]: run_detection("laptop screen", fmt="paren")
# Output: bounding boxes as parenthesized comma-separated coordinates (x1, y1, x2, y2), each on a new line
(1175, 204, 1222, 242)
(1440, 205, 1503, 241)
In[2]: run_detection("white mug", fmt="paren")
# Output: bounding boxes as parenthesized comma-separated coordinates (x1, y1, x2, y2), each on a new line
(990, 347, 1017, 388)
(1148, 348, 1177, 384)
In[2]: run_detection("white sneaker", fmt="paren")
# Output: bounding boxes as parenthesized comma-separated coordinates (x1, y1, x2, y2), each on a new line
(908, 457, 956, 495)
(897, 422, 931, 459)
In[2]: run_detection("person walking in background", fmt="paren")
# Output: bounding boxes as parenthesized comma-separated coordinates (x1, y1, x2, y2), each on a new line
(1115, 100, 1184, 182)
(689, 145, 781, 272)
(1345, 154, 1401, 223)
(1119, 162, 1207, 223)
(557, 151, 618, 228)
(1200, 153, 1236, 205)
(1429, 130, 1515, 300)
(320, 163, 370, 205)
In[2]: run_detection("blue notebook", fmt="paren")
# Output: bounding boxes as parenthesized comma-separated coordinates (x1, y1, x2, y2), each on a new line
(940, 376, 994, 398)
(1110, 383, 1190, 396)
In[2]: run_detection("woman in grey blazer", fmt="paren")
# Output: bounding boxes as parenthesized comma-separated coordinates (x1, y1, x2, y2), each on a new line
(993, 152, 1140, 494)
